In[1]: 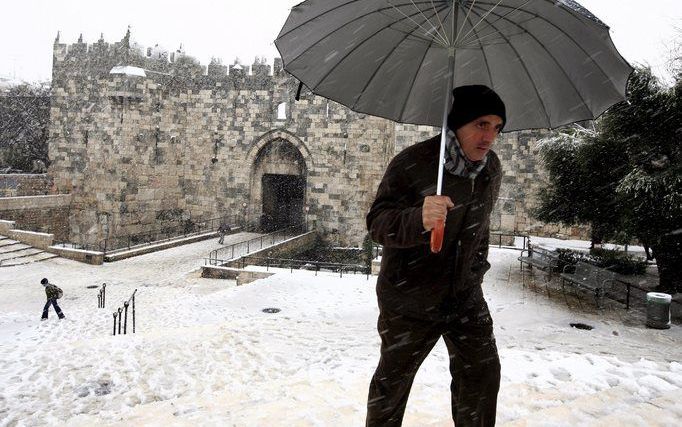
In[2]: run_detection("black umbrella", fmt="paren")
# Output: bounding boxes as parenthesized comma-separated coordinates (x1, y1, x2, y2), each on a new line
(275, 0, 632, 251)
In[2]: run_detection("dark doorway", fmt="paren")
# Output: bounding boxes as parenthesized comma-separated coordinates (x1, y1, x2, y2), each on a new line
(261, 174, 305, 232)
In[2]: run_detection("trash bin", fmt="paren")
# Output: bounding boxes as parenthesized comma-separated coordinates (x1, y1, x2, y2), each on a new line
(646, 292, 672, 329)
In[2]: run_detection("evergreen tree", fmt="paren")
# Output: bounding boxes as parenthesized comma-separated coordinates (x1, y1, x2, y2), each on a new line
(613, 69, 682, 293)
(0, 82, 50, 172)
(534, 126, 628, 246)
(534, 67, 681, 293)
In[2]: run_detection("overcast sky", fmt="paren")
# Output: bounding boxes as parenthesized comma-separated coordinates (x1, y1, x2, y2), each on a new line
(1, 0, 680, 84)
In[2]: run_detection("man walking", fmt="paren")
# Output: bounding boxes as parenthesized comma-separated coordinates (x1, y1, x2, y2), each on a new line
(41, 277, 65, 320)
(366, 85, 505, 426)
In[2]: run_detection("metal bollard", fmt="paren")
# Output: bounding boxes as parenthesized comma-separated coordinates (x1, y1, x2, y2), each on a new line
(132, 293, 136, 334)
(123, 302, 129, 334)
(117, 307, 123, 335)
(113, 312, 117, 336)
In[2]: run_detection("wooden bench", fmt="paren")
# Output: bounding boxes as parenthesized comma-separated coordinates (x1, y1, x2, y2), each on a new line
(560, 261, 617, 308)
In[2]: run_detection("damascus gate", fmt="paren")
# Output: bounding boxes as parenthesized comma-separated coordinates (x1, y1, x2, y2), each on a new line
(47, 32, 582, 248)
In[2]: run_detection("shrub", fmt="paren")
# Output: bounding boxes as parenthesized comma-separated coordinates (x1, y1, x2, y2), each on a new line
(554, 248, 594, 272)
(589, 248, 648, 275)
(553, 247, 647, 275)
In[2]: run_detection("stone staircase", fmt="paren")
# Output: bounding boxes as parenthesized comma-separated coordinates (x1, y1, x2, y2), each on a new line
(0, 235, 58, 267)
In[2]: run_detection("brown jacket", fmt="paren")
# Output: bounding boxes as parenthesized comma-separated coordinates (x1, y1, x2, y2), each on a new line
(367, 135, 501, 321)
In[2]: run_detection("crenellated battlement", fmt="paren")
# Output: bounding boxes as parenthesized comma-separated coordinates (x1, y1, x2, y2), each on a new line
(52, 30, 282, 87)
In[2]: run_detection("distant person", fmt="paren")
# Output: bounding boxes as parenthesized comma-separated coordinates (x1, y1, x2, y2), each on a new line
(217, 222, 231, 244)
(40, 278, 65, 320)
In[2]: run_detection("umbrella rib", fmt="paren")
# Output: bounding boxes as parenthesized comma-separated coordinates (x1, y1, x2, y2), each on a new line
(397, 38, 435, 122)
(465, 7, 552, 127)
(454, 0, 478, 45)
(277, 0, 444, 41)
(350, 15, 441, 112)
(276, 0, 364, 39)
(306, 5, 450, 92)
(282, 2, 447, 69)
(458, 0, 531, 46)
(470, 6, 608, 121)
(459, 28, 525, 47)
(387, 0, 450, 46)
(460, 11, 495, 87)
(429, 0, 450, 45)
(470, 1, 619, 94)
(454, 0, 505, 46)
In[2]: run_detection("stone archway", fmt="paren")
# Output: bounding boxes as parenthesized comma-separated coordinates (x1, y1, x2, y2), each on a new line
(247, 132, 310, 231)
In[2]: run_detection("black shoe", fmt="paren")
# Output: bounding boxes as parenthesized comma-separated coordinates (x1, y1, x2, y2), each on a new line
(41, 318, 47, 321)
(59, 315, 65, 320)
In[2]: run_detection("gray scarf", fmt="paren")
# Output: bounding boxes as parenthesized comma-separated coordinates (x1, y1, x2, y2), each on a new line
(443, 128, 487, 179)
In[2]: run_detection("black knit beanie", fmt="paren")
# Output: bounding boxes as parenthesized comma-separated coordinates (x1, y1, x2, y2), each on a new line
(447, 85, 506, 131)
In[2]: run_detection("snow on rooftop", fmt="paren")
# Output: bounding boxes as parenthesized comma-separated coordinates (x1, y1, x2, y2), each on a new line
(109, 65, 147, 77)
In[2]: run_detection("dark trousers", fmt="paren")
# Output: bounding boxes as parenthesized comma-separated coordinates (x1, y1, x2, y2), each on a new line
(366, 297, 500, 427)
(42, 298, 64, 319)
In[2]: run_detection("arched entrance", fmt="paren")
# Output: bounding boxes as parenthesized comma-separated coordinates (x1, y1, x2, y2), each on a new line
(249, 136, 308, 232)
(261, 173, 305, 231)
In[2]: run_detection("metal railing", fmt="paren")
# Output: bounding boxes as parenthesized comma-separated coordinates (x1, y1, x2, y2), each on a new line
(206, 223, 308, 266)
(237, 256, 370, 279)
(53, 214, 243, 255)
(100, 214, 241, 254)
(490, 231, 528, 250)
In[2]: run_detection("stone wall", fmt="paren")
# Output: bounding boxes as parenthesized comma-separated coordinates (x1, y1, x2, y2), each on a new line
(48, 33, 588, 247)
(48, 34, 392, 247)
(0, 195, 71, 241)
(0, 174, 53, 197)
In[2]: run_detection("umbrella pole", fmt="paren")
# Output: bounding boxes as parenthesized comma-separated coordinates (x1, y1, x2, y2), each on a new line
(431, 50, 456, 253)
(436, 50, 456, 196)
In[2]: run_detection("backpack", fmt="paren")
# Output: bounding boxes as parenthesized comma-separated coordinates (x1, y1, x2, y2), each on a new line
(48, 284, 63, 299)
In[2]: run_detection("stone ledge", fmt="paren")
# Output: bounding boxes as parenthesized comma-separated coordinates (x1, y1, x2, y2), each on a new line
(0, 220, 16, 235)
(5, 229, 53, 250)
(0, 194, 71, 210)
(48, 246, 104, 265)
(200, 265, 275, 285)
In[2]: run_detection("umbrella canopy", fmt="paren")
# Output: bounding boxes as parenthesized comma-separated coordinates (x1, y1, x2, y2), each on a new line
(275, 0, 633, 132)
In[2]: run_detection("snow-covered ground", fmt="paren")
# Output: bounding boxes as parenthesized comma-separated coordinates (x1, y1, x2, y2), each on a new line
(0, 233, 680, 426)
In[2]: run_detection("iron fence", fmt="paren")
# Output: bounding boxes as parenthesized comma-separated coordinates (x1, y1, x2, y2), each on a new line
(238, 255, 370, 279)
(206, 223, 308, 266)
(55, 214, 240, 255)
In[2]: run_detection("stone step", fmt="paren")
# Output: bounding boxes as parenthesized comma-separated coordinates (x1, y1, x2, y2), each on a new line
(0, 246, 42, 261)
(0, 251, 59, 267)
(0, 242, 31, 253)
(0, 239, 22, 249)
